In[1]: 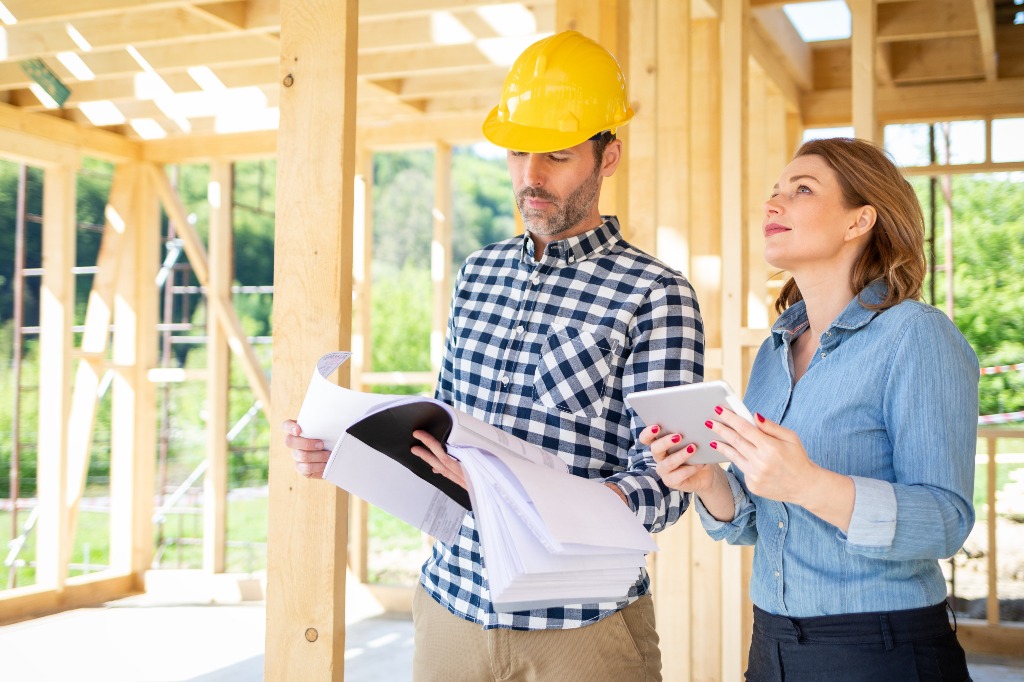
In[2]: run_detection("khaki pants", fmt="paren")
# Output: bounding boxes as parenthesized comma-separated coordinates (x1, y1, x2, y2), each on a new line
(412, 586, 662, 682)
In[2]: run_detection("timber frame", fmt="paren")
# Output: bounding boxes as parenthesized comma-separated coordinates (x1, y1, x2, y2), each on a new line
(1, 1, 1023, 679)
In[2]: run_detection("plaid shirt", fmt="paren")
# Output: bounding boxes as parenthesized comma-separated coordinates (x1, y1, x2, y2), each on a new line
(422, 217, 705, 630)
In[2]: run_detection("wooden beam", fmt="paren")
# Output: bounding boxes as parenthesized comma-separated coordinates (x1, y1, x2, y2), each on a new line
(143, 129, 277, 163)
(801, 77, 1024, 126)
(360, 0, 554, 20)
(64, 164, 140, 570)
(4, 7, 244, 60)
(34, 162, 77, 592)
(889, 37, 984, 84)
(0, 0, 237, 25)
(431, 141, 452, 371)
(108, 161, 156, 578)
(850, 0, 877, 141)
(747, 23, 803, 109)
(720, 4, 749, 677)
(203, 159, 233, 574)
(877, 0, 978, 42)
(265, 0, 358, 678)
(625, 0, 656, 251)
(648, 5, 693, 677)
(0, 572, 139, 626)
(0, 102, 139, 162)
(358, 111, 486, 148)
(750, 7, 812, 91)
(972, 0, 997, 81)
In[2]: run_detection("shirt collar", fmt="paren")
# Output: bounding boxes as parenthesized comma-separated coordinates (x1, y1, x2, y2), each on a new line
(520, 216, 622, 266)
(771, 279, 887, 348)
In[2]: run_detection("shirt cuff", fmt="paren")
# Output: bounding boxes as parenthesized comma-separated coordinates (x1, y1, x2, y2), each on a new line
(695, 471, 745, 531)
(846, 476, 897, 548)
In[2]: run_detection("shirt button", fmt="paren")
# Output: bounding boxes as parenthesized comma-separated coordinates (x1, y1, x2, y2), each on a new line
(778, 521, 784, 529)
(516, 325, 525, 334)
(499, 375, 510, 386)
(530, 274, 539, 284)
(820, 352, 827, 358)
(774, 571, 780, 578)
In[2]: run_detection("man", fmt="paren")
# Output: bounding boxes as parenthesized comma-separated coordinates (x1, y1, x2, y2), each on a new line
(284, 30, 704, 681)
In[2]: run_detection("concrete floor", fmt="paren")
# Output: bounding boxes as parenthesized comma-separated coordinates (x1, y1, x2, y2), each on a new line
(1, 578, 1021, 681)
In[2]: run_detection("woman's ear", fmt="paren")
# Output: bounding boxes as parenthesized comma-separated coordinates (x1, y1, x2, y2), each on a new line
(846, 205, 876, 241)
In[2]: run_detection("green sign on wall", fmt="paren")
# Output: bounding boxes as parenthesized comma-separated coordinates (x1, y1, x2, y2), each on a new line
(20, 58, 71, 107)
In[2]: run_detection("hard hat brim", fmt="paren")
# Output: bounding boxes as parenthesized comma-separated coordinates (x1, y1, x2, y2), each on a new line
(482, 106, 629, 154)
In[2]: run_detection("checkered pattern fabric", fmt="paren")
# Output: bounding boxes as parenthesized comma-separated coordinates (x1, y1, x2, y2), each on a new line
(421, 217, 705, 630)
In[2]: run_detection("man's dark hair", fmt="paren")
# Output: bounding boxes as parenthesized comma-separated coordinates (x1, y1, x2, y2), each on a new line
(590, 131, 616, 164)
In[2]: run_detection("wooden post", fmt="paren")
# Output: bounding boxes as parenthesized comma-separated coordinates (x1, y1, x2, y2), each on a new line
(64, 164, 139, 571)
(35, 162, 77, 591)
(720, 2, 751, 679)
(850, 0, 877, 141)
(109, 161, 159, 581)
(431, 141, 452, 373)
(204, 160, 233, 574)
(556, 0, 629, 228)
(349, 148, 372, 584)
(266, 0, 358, 679)
(689, 16, 729, 682)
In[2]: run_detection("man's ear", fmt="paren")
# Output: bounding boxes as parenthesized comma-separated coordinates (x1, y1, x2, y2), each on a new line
(600, 138, 622, 177)
(846, 205, 876, 241)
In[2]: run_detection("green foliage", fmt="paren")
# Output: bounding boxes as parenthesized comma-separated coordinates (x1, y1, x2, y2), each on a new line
(373, 150, 434, 272)
(452, 147, 516, 267)
(915, 174, 1024, 416)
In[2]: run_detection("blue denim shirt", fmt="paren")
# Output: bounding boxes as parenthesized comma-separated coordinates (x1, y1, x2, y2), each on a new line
(697, 281, 979, 617)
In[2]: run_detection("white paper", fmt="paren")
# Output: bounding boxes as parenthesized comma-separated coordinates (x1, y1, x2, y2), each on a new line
(294, 352, 658, 612)
(295, 352, 465, 545)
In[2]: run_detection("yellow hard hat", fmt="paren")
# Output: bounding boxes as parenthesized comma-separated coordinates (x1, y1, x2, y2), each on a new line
(482, 30, 634, 154)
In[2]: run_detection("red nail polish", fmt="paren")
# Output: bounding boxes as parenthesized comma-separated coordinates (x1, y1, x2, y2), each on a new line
(704, 420, 713, 429)
(756, 413, 766, 424)
(671, 434, 681, 444)
(710, 441, 718, 449)
(651, 425, 660, 434)
(686, 444, 696, 454)
(714, 405, 723, 415)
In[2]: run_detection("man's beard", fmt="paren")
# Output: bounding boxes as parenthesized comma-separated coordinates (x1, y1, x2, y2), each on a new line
(516, 163, 602, 237)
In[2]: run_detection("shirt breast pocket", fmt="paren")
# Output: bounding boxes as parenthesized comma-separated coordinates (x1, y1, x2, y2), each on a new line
(532, 327, 617, 418)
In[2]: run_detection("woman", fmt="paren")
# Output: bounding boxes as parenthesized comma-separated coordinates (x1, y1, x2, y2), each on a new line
(642, 137, 979, 680)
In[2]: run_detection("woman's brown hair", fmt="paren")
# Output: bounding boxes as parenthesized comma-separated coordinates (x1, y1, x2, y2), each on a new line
(774, 137, 926, 313)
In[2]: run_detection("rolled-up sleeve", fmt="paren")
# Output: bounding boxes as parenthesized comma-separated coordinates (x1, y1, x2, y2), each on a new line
(695, 469, 759, 545)
(844, 309, 978, 560)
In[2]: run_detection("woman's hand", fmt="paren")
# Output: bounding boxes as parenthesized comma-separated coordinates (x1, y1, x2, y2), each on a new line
(411, 429, 468, 490)
(708, 408, 854, 530)
(639, 425, 719, 494)
(640, 424, 735, 521)
(707, 408, 817, 505)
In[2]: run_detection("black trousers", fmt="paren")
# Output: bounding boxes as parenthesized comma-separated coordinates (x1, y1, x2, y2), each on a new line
(746, 602, 972, 682)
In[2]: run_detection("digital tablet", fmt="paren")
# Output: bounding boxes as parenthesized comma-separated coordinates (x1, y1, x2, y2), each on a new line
(625, 380, 755, 465)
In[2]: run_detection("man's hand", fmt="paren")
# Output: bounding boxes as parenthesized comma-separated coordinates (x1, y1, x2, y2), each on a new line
(282, 419, 330, 479)
(410, 429, 468, 490)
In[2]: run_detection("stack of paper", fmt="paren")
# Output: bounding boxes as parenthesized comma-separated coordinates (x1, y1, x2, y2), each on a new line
(296, 352, 658, 612)
(452, 444, 656, 612)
